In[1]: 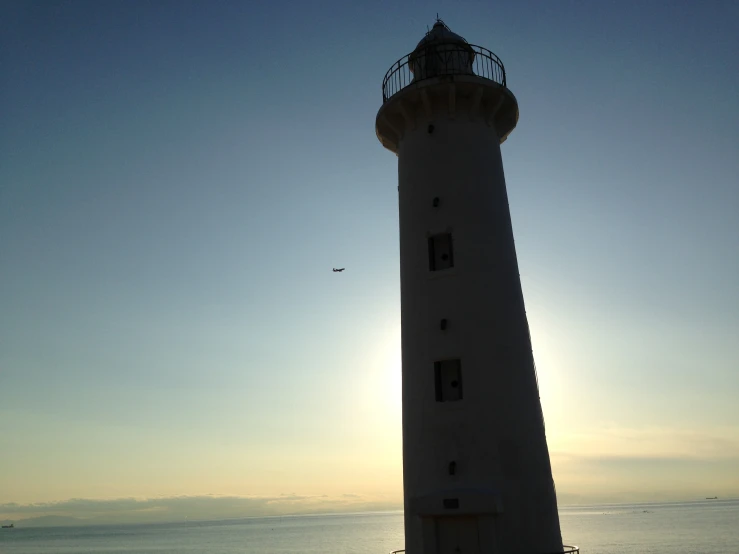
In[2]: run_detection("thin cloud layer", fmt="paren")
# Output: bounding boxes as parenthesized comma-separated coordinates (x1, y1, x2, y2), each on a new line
(0, 494, 402, 526)
(552, 426, 739, 461)
(549, 426, 739, 504)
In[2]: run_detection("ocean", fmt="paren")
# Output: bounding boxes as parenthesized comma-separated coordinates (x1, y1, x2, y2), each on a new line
(1, 499, 737, 553)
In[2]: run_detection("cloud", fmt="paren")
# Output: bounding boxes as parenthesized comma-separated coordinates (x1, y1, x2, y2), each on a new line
(551, 425, 739, 461)
(0, 494, 402, 525)
(547, 426, 739, 504)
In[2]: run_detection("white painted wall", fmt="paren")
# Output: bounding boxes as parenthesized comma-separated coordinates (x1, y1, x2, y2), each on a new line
(377, 67, 564, 553)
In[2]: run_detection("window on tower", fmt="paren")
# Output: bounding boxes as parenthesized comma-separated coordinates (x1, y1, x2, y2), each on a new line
(428, 233, 454, 271)
(435, 359, 463, 402)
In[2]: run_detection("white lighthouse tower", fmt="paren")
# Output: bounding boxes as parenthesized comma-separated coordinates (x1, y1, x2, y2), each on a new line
(376, 21, 577, 554)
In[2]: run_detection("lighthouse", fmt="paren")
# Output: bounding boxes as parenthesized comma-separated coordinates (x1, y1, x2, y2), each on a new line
(376, 21, 577, 554)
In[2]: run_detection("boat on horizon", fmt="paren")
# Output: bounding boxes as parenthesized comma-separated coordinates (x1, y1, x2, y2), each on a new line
(1, 523, 13, 528)
(706, 496, 718, 500)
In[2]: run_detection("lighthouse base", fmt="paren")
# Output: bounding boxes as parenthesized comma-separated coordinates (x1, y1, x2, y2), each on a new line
(388, 546, 580, 554)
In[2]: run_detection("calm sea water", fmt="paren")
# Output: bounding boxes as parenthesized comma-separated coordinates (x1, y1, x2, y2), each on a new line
(1, 500, 737, 553)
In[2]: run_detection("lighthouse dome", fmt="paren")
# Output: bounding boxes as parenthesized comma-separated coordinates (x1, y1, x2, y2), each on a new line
(410, 20, 475, 82)
(415, 20, 469, 49)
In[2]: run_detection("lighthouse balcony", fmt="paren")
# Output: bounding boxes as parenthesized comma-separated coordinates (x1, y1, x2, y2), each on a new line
(376, 40, 519, 152)
(382, 42, 507, 103)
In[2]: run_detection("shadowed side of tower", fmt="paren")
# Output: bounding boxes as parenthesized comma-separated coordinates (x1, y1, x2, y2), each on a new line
(376, 21, 576, 554)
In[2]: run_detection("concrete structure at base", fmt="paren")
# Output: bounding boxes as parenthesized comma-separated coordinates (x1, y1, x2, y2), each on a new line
(376, 21, 575, 554)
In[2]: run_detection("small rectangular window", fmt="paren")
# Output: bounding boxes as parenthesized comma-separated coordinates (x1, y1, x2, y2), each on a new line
(443, 498, 460, 509)
(435, 359, 463, 402)
(428, 233, 454, 271)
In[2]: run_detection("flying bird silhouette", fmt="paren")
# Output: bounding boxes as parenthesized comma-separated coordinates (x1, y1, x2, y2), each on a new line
(332, 268, 345, 272)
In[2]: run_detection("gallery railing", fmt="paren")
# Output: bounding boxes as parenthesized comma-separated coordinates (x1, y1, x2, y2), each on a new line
(382, 42, 507, 102)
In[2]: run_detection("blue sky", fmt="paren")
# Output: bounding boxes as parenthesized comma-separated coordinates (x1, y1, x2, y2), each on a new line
(1, 0, 738, 521)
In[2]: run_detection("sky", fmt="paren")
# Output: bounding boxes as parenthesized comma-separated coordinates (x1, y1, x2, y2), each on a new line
(1, 0, 738, 524)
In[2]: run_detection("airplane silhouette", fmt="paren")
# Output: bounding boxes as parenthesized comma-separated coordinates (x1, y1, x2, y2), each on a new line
(332, 268, 345, 272)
